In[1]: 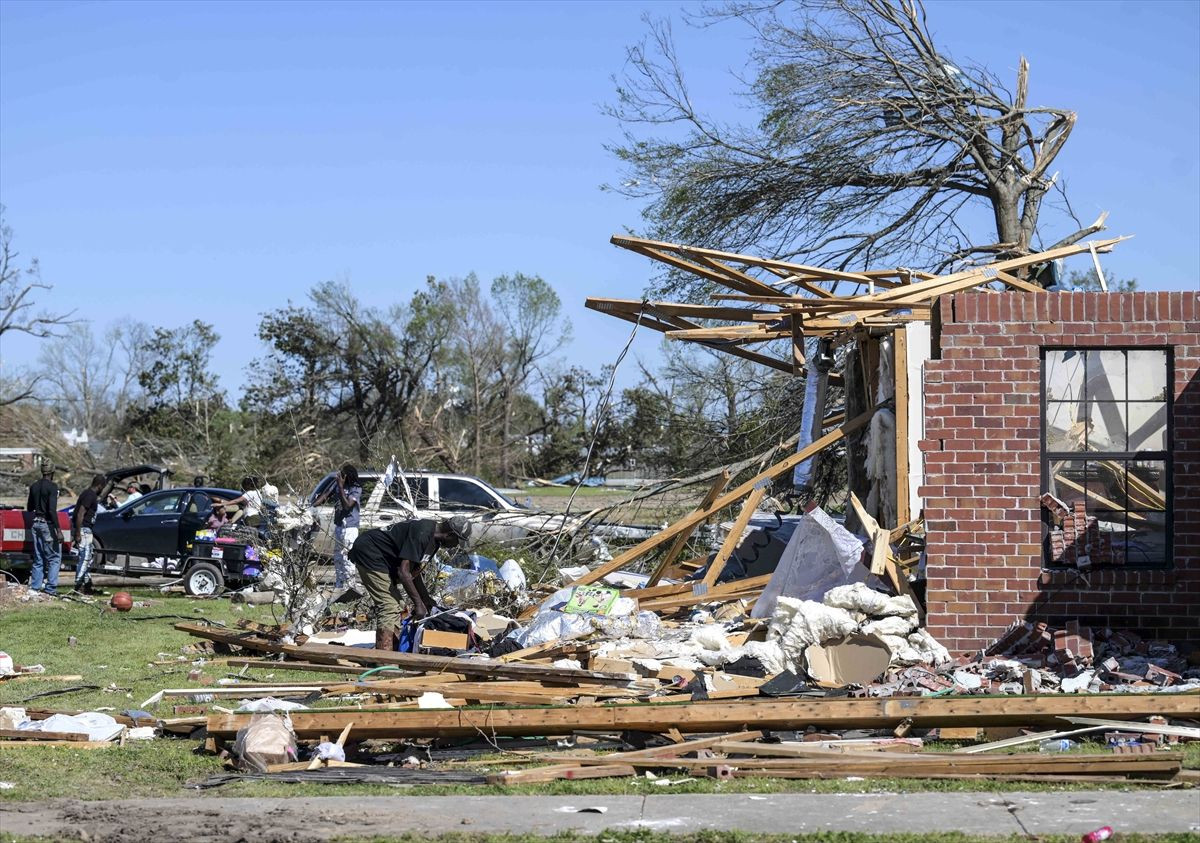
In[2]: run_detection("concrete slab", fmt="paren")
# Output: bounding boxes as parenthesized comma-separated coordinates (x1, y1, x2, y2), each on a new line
(2, 791, 1198, 840)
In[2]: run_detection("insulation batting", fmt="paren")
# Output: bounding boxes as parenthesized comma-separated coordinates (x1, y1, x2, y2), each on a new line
(824, 582, 917, 618)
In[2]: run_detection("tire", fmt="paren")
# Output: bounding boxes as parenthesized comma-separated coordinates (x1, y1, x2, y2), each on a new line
(184, 562, 224, 596)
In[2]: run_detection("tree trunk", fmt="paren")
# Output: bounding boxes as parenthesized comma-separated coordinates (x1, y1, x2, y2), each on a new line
(501, 386, 513, 485)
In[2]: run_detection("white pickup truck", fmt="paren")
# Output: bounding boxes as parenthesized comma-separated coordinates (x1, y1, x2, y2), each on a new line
(307, 469, 574, 556)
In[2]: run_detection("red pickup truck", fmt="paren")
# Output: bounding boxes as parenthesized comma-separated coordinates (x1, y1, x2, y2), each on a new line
(0, 507, 75, 574)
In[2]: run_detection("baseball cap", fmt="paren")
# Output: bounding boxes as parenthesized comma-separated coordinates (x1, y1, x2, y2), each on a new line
(445, 516, 473, 545)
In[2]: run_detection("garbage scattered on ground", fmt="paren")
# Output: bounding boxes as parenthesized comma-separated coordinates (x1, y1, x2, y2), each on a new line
(3, 491, 1197, 790)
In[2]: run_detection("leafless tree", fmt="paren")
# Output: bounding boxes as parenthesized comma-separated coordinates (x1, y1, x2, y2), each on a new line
(607, 0, 1105, 293)
(0, 207, 77, 404)
(34, 322, 150, 436)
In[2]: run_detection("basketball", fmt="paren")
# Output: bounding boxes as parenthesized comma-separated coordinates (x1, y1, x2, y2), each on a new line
(110, 592, 133, 612)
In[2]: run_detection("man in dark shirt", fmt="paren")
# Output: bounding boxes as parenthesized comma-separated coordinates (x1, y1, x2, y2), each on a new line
(349, 515, 471, 650)
(25, 461, 61, 595)
(313, 464, 362, 591)
(72, 474, 105, 594)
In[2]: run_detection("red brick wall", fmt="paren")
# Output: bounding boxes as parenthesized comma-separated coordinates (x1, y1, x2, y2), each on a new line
(921, 292, 1199, 653)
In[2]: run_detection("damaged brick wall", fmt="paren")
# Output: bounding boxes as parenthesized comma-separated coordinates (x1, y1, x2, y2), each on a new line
(921, 292, 1199, 653)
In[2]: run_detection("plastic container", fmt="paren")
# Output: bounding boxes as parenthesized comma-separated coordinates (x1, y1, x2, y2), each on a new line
(1080, 827, 1113, 843)
(1038, 738, 1077, 753)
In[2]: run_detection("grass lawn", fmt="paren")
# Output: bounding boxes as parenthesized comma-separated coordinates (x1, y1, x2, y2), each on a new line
(0, 591, 1196, 804)
(334, 836, 1200, 843)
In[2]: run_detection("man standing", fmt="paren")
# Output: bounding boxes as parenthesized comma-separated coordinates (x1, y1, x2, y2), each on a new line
(72, 474, 105, 594)
(349, 516, 471, 650)
(324, 464, 362, 591)
(25, 461, 61, 596)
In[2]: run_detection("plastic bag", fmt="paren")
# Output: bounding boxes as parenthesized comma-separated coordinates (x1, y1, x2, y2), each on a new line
(593, 610, 661, 640)
(233, 712, 297, 772)
(513, 610, 594, 647)
(313, 741, 345, 762)
(499, 559, 527, 591)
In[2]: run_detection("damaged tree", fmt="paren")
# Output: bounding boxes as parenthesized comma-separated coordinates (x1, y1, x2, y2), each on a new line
(608, 0, 1104, 290)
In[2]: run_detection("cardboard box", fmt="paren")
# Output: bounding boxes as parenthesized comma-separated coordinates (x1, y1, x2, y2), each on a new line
(418, 629, 469, 652)
(804, 633, 891, 686)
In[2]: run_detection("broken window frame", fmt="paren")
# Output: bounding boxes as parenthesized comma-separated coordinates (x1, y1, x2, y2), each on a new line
(1039, 346, 1174, 570)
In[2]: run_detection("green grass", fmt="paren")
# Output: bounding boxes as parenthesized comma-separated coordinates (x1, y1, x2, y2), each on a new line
(0, 593, 1196, 803)
(333, 836, 1199, 843)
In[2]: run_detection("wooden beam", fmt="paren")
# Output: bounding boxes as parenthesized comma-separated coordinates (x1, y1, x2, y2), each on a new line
(989, 269, 1045, 294)
(630, 242, 788, 299)
(588, 297, 775, 322)
(639, 574, 771, 612)
(862, 237, 1128, 306)
(646, 470, 731, 587)
(565, 407, 877, 588)
(175, 624, 637, 687)
(849, 492, 889, 577)
(610, 234, 876, 285)
(893, 326, 911, 527)
(207, 693, 1200, 741)
(586, 298, 797, 375)
(702, 485, 768, 588)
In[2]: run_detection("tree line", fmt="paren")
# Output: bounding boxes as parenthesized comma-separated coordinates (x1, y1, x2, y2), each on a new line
(4, 262, 813, 496)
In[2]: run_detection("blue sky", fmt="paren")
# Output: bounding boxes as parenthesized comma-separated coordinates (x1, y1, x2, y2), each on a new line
(2, 0, 1197, 397)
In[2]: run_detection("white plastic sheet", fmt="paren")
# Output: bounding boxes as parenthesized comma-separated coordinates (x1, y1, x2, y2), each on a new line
(751, 508, 865, 619)
(23, 712, 124, 742)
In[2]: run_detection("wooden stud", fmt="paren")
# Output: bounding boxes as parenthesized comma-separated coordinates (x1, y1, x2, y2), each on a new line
(893, 326, 911, 527)
(702, 485, 768, 588)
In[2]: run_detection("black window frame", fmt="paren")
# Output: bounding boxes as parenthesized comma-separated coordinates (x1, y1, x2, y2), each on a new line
(1039, 345, 1173, 571)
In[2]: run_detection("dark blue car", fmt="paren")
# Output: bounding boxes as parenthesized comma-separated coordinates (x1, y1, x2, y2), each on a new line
(90, 486, 264, 595)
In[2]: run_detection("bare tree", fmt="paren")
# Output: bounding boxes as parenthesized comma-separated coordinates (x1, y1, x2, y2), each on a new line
(0, 206, 77, 404)
(34, 322, 149, 437)
(492, 273, 571, 484)
(444, 274, 504, 476)
(608, 0, 1104, 292)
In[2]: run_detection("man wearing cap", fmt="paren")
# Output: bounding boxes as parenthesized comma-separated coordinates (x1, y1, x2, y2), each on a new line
(25, 461, 62, 595)
(348, 515, 472, 651)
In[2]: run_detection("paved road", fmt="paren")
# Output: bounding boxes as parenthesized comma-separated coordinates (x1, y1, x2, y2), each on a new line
(3, 791, 1198, 840)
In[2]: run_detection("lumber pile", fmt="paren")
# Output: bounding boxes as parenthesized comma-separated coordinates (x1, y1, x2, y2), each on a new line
(204, 693, 1200, 741)
(168, 617, 1197, 787)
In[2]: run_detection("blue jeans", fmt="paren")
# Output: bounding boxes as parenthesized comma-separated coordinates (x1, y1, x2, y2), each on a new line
(30, 519, 61, 594)
(75, 527, 95, 587)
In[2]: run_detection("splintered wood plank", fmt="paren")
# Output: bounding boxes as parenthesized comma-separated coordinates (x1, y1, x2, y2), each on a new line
(849, 492, 889, 577)
(861, 237, 1127, 305)
(646, 470, 731, 587)
(488, 763, 637, 785)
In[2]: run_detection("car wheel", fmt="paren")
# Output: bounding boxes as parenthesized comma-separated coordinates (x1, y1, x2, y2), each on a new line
(184, 562, 224, 596)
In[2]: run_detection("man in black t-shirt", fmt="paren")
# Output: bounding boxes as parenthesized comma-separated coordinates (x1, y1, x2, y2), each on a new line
(72, 474, 105, 594)
(349, 516, 472, 651)
(26, 461, 61, 595)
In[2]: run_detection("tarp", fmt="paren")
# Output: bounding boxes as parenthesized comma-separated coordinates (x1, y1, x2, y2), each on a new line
(750, 507, 865, 619)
